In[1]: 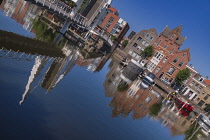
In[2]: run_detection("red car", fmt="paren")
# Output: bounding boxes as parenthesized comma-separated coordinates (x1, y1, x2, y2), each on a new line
(174, 98, 194, 117)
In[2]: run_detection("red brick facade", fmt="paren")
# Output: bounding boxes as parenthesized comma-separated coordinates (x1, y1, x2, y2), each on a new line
(100, 13, 119, 33)
(110, 82, 160, 119)
(147, 25, 191, 84)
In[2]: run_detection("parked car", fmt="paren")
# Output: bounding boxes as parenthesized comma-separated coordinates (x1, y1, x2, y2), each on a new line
(140, 72, 155, 89)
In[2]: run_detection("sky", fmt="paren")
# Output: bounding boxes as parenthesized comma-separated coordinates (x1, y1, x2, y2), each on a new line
(111, 0, 210, 78)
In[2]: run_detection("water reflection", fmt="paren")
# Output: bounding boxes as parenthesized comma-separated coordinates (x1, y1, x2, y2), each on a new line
(0, 1, 200, 139)
(104, 57, 198, 137)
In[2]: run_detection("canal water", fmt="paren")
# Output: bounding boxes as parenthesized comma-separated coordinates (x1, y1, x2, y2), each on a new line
(0, 8, 184, 140)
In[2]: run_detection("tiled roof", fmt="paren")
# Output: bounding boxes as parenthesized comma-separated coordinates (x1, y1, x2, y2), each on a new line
(204, 79, 210, 85)
(161, 27, 171, 37)
(108, 7, 118, 13)
(175, 36, 185, 46)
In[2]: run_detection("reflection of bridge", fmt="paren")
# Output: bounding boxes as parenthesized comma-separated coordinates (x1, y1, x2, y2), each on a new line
(25, 0, 115, 47)
(26, 0, 88, 27)
(0, 30, 65, 58)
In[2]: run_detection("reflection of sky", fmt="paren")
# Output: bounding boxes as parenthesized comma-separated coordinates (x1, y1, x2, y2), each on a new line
(0, 56, 184, 140)
(0, 8, 184, 140)
(0, 10, 34, 37)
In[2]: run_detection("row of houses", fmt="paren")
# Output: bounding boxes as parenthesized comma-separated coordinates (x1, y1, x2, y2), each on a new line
(116, 25, 210, 113)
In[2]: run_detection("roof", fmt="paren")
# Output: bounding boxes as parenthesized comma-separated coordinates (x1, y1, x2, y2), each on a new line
(204, 80, 210, 85)
(176, 48, 191, 61)
(108, 7, 118, 13)
(161, 25, 186, 46)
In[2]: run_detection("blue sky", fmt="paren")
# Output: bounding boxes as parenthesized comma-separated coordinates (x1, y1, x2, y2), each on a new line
(112, 0, 210, 77)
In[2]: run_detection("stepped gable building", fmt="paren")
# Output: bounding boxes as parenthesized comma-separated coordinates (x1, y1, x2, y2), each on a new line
(124, 28, 158, 61)
(147, 25, 190, 84)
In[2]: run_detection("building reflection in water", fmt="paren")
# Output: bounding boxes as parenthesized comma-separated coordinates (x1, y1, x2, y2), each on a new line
(18, 40, 108, 104)
(104, 56, 197, 136)
(1, 0, 41, 31)
(1, 0, 197, 137)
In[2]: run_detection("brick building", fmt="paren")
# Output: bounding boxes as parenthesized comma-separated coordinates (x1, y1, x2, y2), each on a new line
(147, 25, 190, 85)
(99, 7, 130, 42)
(127, 31, 136, 40)
(194, 80, 210, 109)
(124, 28, 158, 61)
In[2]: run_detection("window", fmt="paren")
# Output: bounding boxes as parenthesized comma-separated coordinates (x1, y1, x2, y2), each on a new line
(173, 57, 179, 63)
(181, 120, 187, 126)
(156, 40, 161, 46)
(146, 34, 150, 38)
(145, 96, 152, 103)
(138, 104, 143, 108)
(190, 72, 194, 76)
(182, 54, 185, 57)
(142, 40, 146, 45)
(133, 43, 138, 47)
(136, 37, 142, 42)
(110, 29, 116, 34)
(168, 67, 176, 75)
(147, 62, 156, 71)
(145, 42, 149, 47)
(135, 94, 139, 99)
(104, 17, 114, 30)
(162, 58, 168, 63)
(135, 55, 140, 60)
(132, 51, 137, 57)
(178, 61, 184, 67)
(137, 46, 141, 50)
(117, 26, 122, 30)
(155, 67, 161, 74)
(150, 36, 153, 40)
(169, 49, 174, 54)
(202, 92, 206, 95)
(154, 52, 164, 60)
(198, 86, 203, 91)
(204, 94, 209, 100)
(190, 81, 195, 86)
(186, 116, 192, 120)
(164, 45, 168, 49)
(195, 83, 199, 88)
(171, 34, 175, 39)
(199, 78, 204, 82)
(197, 100, 205, 107)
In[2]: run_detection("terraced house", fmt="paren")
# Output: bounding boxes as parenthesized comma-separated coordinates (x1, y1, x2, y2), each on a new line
(179, 65, 210, 109)
(124, 28, 158, 61)
(194, 80, 210, 109)
(146, 25, 190, 85)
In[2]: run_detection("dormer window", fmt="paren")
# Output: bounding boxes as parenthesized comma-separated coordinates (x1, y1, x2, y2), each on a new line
(171, 34, 175, 39)
(164, 45, 168, 49)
